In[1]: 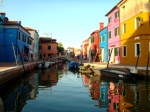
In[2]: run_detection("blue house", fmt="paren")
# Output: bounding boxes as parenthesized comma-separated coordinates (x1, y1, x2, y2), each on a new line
(0, 12, 30, 62)
(100, 27, 108, 62)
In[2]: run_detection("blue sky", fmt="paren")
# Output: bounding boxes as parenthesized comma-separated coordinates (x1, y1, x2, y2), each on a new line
(0, 0, 120, 49)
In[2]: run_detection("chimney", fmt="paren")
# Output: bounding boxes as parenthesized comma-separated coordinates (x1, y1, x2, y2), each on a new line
(99, 22, 104, 31)
(0, 12, 6, 24)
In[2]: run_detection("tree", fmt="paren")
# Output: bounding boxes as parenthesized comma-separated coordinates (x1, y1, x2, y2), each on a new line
(57, 42, 64, 53)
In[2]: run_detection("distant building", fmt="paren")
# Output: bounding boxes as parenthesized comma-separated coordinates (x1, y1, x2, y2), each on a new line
(39, 37, 58, 60)
(25, 27, 39, 61)
(0, 12, 31, 62)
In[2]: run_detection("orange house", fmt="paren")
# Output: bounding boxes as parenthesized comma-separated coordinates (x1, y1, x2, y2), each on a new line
(89, 22, 104, 61)
(39, 37, 58, 60)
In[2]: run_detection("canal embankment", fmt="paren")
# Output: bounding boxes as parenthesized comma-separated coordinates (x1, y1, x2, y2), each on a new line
(0, 61, 41, 86)
(81, 60, 150, 78)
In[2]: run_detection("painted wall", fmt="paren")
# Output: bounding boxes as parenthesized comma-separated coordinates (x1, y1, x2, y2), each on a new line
(28, 30, 39, 61)
(100, 27, 108, 63)
(39, 38, 58, 60)
(107, 7, 120, 64)
(119, 0, 150, 66)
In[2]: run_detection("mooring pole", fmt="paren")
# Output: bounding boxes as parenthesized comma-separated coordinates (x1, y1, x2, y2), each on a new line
(18, 45, 26, 74)
(146, 52, 150, 78)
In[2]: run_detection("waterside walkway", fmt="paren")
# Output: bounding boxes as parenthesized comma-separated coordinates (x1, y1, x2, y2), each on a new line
(80, 59, 150, 76)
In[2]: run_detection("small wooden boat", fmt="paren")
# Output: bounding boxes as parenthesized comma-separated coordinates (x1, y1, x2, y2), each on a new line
(79, 69, 93, 74)
(68, 61, 80, 69)
(99, 68, 134, 80)
(79, 64, 93, 74)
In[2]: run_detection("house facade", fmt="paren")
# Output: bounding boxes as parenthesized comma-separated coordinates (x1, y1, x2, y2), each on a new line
(100, 27, 108, 63)
(25, 27, 39, 61)
(118, 0, 150, 66)
(82, 39, 89, 59)
(0, 12, 31, 62)
(39, 37, 58, 60)
(105, 6, 120, 64)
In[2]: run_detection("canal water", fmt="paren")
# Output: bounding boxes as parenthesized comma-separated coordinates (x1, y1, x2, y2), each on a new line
(0, 63, 150, 112)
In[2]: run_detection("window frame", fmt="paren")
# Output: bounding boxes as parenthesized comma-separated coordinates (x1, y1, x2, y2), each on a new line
(115, 27, 119, 37)
(108, 17, 112, 24)
(108, 31, 112, 39)
(48, 45, 52, 50)
(135, 17, 140, 29)
(122, 23, 126, 34)
(114, 47, 119, 56)
(135, 42, 140, 57)
(115, 11, 119, 19)
(122, 45, 127, 57)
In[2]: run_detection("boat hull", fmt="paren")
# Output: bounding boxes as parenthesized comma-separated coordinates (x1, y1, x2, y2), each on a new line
(99, 68, 132, 80)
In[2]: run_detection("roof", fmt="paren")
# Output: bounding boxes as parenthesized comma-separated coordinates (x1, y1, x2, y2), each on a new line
(90, 30, 100, 35)
(24, 27, 38, 33)
(105, 0, 123, 16)
(4, 21, 30, 35)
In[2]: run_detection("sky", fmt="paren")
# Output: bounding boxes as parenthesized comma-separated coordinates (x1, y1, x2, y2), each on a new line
(0, 0, 120, 49)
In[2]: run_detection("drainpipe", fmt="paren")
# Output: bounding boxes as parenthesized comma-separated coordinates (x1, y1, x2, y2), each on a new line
(16, 26, 18, 61)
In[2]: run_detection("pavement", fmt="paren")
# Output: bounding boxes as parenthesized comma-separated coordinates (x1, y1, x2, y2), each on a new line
(78, 59, 150, 76)
(0, 61, 41, 72)
(0, 59, 149, 74)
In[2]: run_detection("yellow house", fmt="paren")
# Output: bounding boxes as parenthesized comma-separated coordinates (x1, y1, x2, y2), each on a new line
(118, 0, 150, 66)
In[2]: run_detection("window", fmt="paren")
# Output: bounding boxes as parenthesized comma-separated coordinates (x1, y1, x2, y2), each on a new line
(115, 47, 119, 56)
(22, 34, 24, 41)
(135, 17, 140, 29)
(115, 11, 119, 19)
(24, 36, 26, 43)
(91, 36, 94, 43)
(122, 23, 126, 34)
(18, 32, 20, 40)
(39, 45, 42, 50)
(135, 43, 140, 56)
(48, 46, 51, 50)
(108, 31, 111, 39)
(108, 17, 112, 24)
(29, 39, 32, 45)
(122, 45, 127, 57)
(101, 35, 105, 42)
(115, 27, 119, 37)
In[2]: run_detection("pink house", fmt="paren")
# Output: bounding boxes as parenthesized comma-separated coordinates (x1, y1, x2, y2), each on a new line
(105, 5, 120, 64)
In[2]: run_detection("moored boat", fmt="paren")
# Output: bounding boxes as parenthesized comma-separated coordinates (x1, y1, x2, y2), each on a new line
(79, 64, 93, 74)
(68, 60, 80, 69)
(38, 61, 55, 69)
(99, 68, 134, 80)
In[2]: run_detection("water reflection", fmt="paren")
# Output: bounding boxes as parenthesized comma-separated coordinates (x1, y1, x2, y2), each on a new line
(0, 63, 150, 112)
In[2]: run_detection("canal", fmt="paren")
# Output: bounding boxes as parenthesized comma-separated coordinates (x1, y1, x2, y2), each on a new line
(0, 62, 150, 112)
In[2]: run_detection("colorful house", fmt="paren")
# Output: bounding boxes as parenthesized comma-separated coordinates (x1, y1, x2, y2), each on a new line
(81, 39, 89, 60)
(100, 27, 108, 63)
(39, 37, 58, 60)
(25, 27, 39, 61)
(0, 12, 31, 62)
(89, 22, 104, 62)
(118, 0, 150, 66)
(105, 5, 120, 64)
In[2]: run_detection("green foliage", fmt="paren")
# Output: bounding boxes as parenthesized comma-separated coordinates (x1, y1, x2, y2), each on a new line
(58, 42, 63, 47)
(57, 42, 64, 53)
